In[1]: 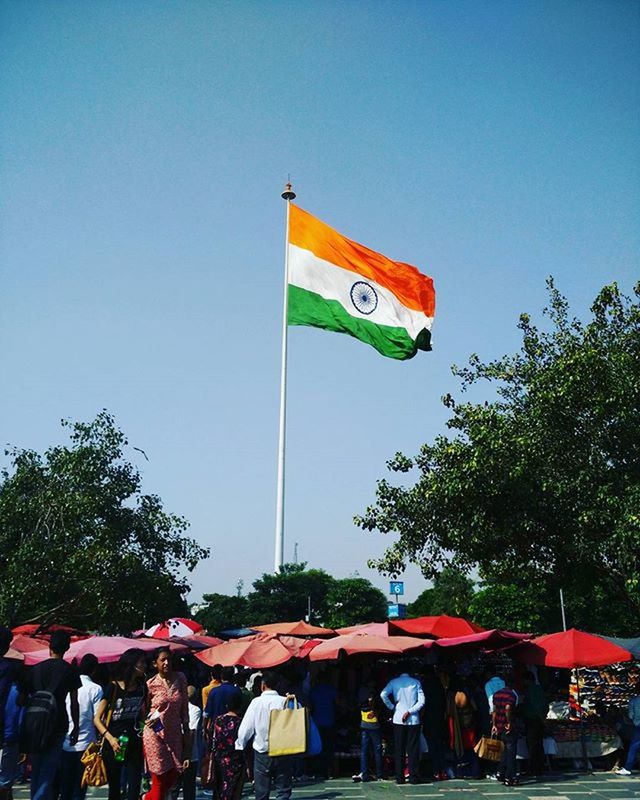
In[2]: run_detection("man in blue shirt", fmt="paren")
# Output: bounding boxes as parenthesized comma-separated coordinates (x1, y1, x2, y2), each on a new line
(381, 664, 425, 784)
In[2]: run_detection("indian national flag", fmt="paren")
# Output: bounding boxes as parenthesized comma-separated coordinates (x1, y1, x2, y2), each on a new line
(287, 205, 435, 360)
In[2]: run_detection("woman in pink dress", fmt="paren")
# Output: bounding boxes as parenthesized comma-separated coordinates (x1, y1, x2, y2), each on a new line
(143, 647, 190, 800)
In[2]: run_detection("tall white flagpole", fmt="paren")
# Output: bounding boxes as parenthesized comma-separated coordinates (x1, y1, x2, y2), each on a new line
(274, 181, 296, 572)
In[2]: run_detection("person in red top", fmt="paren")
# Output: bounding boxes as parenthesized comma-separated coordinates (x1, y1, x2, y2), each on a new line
(492, 677, 518, 786)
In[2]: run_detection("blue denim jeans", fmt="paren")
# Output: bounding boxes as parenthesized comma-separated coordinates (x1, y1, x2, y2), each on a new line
(624, 726, 640, 771)
(30, 736, 65, 800)
(360, 728, 382, 779)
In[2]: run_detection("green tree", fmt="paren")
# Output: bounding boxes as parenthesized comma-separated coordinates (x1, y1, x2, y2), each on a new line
(468, 582, 554, 634)
(356, 281, 640, 634)
(195, 593, 249, 634)
(324, 577, 388, 629)
(245, 563, 335, 625)
(406, 588, 435, 617)
(407, 568, 475, 618)
(0, 411, 209, 632)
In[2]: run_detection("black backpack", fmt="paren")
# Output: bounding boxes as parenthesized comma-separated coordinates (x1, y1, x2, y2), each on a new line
(20, 666, 66, 753)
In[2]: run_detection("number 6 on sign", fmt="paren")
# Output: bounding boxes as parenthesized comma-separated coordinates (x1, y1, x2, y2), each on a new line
(389, 581, 404, 596)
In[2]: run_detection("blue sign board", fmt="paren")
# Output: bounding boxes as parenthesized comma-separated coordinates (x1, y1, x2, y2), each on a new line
(389, 581, 404, 596)
(387, 602, 407, 619)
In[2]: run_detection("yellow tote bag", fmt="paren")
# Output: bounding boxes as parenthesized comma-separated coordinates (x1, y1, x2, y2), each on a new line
(268, 696, 308, 756)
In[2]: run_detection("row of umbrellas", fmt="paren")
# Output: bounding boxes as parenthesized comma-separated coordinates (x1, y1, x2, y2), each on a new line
(8, 617, 637, 670)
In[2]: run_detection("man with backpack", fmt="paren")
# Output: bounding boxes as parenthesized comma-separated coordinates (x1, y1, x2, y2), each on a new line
(21, 631, 81, 800)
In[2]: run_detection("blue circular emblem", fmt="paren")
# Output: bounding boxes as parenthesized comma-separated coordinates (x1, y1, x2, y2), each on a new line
(350, 281, 378, 315)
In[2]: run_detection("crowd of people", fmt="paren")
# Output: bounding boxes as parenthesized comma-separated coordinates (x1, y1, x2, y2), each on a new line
(1, 625, 640, 800)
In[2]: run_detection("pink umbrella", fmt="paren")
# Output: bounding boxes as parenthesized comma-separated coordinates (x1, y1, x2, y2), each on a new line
(25, 636, 188, 665)
(144, 618, 204, 638)
(309, 633, 432, 661)
(337, 622, 392, 636)
(6, 647, 24, 661)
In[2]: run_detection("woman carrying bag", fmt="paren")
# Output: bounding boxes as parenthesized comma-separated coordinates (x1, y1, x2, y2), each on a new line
(93, 649, 147, 800)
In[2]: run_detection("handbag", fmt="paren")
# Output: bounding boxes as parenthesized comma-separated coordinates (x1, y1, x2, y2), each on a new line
(268, 696, 307, 757)
(473, 736, 504, 762)
(305, 715, 322, 757)
(81, 683, 117, 788)
(81, 741, 108, 787)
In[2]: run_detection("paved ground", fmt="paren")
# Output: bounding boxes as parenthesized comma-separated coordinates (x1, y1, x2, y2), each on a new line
(12, 773, 640, 800)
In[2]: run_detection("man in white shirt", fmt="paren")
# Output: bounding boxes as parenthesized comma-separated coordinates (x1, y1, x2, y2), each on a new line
(235, 672, 290, 800)
(381, 664, 425, 784)
(60, 654, 103, 800)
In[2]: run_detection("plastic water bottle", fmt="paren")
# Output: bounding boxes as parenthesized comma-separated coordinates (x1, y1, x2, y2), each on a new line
(114, 733, 129, 762)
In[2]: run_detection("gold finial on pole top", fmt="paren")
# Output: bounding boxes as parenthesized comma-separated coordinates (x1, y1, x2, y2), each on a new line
(281, 181, 296, 200)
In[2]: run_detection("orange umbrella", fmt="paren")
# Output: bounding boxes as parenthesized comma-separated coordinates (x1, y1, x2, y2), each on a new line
(390, 615, 484, 638)
(196, 633, 318, 668)
(252, 620, 335, 637)
(309, 632, 432, 661)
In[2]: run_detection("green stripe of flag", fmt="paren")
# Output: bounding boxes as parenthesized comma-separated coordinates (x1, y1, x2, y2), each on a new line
(287, 285, 431, 361)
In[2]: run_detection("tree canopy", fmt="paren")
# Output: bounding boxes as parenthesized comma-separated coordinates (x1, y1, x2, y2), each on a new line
(407, 567, 475, 618)
(356, 281, 640, 635)
(195, 563, 388, 632)
(0, 412, 209, 632)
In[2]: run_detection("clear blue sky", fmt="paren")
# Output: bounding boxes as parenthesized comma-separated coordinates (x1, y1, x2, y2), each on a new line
(1, 1, 638, 610)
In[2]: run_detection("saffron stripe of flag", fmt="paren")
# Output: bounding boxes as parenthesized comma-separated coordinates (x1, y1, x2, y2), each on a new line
(287, 205, 435, 360)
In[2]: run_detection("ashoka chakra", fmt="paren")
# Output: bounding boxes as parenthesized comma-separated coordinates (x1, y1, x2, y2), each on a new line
(350, 281, 378, 315)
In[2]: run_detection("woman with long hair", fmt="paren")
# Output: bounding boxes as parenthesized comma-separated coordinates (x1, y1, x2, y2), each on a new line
(142, 647, 190, 800)
(94, 648, 147, 800)
(213, 691, 244, 800)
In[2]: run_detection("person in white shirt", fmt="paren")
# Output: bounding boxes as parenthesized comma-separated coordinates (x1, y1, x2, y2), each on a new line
(235, 672, 290, 800)
(60, 654, 103, 800)
(381, 664, 425, 784)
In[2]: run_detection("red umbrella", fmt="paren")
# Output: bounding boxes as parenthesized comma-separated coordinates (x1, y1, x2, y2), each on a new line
(11, 624, 90, 641)
(336, 622, 391, 636)
(24, 636, 188, 666)
(514, 628, 633, 668)
(390, 615, 485, 638)
(252, 620, 335, 637)
(144, 618, 204, 638)
(309, 632, 432, 661)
